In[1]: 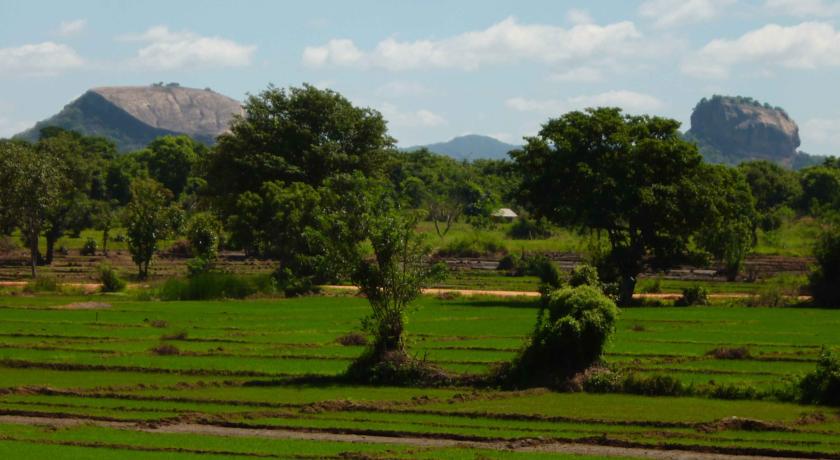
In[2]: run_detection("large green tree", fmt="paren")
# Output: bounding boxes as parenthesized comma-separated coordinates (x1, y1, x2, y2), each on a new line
(512, 108, 714, 305)
(123, 179, 181, 278)
(0, 142, 62, 277)
(206, 84, 394, 214)
(135, 135, 205, 197)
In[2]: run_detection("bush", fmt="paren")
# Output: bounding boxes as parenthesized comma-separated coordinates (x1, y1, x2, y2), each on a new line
(186, 256, 213, 277)
(639, 277, 662, 294)
(808, 228, 840, 307)
(437, 233, 506, 257)
(621, 373, 686, 396)
(98, 264, 126, 292)
(159, 272, 276, 300)
(707, 347, 751, 359)
(80, 238, 98, 256)
(508, 218, 553, 240)
(675, 285, 709, 306)
(337, 331, 369, 346)
(23, 277, 59, 293)
(185, 212, 221, 259)
(568, 264, 600, 288)
(798, 349, 840, 406)
(502, 285, 619, 387)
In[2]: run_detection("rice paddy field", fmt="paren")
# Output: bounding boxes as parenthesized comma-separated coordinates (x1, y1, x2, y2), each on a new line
(1, 291, 839, 459)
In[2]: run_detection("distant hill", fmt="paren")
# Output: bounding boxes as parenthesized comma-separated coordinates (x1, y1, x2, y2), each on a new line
(406, 134, 520, 161)
(16, 84, 242, 151)
(685, 95, 820, 169)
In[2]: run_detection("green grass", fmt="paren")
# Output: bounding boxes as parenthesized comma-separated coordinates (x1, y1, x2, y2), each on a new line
(1, 292, 840, 457)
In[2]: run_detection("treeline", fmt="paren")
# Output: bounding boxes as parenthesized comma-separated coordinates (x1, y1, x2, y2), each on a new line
(1, 84, 839, 303)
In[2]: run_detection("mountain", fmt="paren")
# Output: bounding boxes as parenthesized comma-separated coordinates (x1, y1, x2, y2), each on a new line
(684, 95, 820, 169)
(407, 134, 520, 161)
(16, 84, 242, 151)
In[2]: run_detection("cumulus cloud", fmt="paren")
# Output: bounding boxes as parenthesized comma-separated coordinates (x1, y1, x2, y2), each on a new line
(682, 22, 840, 78)
(57, 19, 87, 37)
(506, 90, 664, 114)
(302, 17, 646, 71)
(121, 26, 255, 70)
(0, 42, 84, 76)
(379, 103, 446, 128)
(764, 0, 840, 17)
(639, 0, 734, 28)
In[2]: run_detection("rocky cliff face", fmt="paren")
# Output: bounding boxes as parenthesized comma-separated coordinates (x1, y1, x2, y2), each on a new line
(17, 85, 242, 151)
(686, 96, 803, 166)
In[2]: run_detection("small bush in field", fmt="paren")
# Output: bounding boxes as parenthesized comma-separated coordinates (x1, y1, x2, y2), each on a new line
(149, 319, 168, 328)
(98, 264, 126, 292)
(337, 331, 368, 346)
(24, 277, 59, 293)
(567, 264, 600, 288)
(437, 233, 506, 257)
(507, 218, 553, 240)
(798, 349, 840, 406)
(159, 273, 276, 300)
(707, 347, 751, 359)
(161, 330, 188, 340)
(675, 285, 709, 306)
(80, 238, 97, 256)
(501, 285, 619, 387)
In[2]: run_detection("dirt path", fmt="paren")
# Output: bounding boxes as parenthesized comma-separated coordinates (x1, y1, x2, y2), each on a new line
(322, 285, 796, 300)
(0, 415, 820, 460)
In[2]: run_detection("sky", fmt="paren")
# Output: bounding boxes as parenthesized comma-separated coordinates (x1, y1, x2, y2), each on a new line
(1, 0, 840, 154)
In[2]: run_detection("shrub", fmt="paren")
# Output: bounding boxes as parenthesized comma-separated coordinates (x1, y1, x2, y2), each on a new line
(159, 273, 276, 300)
(151, 344, 180, 355)
(186, 256, 213, 277)
(149, 319, 168, 328)
(337, 331, 369, 346)
(437, 233, 506, 257)
(675, 285, 709, 306)
(798, 349, 840, 406)
(568, 264, 600, 288)
(23, 277, 59, 293)
(707, 347, 751, 359)
(496, 253, 521, 271)
(621, 373, 686, 396)
(185, 212, 221, 259)
(98, 264, 126, 293)
(80, 238, 98, 256)
(508, 218, 552, 240)
(808, 228, 840, 307)
(502, 285, 619, 387)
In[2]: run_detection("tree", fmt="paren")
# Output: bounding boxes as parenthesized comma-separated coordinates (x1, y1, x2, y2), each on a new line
(738, 160, 801, 214)
(696, 165, 757, 281)
(135, 135, 205, 197)
(123, 179, 181, 278)
(0, 143, 62, 277)
(511, 108, 711, 305)
(799, 166, 840, 215)
(206, 84, 394, 214)
(185, 212, 221, 261)
(808, 226, 840, 307)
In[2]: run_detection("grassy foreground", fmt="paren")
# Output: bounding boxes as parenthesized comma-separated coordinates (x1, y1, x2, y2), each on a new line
(0, 292, 838, 458)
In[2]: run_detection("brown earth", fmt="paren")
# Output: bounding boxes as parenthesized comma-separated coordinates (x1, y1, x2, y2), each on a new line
(0, 415, 821, 460)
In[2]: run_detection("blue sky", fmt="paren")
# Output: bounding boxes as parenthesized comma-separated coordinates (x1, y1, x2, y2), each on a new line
(1, 0, 840, 154)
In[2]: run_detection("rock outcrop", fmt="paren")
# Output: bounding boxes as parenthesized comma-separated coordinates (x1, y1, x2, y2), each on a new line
(17, 84, 242, 151)
(685, 96, 810, 167)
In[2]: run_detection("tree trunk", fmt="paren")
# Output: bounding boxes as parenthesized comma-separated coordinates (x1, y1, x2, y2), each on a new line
(102, 229, 109, 256)
(28, 231, 38, 278)
(374, 311, 405, 356)
(618, 273, 637, 307)
(45, 234, 56, 265)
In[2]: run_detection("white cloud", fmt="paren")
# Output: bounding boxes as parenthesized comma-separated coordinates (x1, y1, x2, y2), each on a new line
(506, 90, 664, 114)
(639, 0, 734, 28)
(0, 42, 84, 76)
(379, 103, 446, 128)
(566, 9, 593, 25)
(57, 19, 87, 37)
(802, 117, 840, 153)
(302, 17, 646, 71)
(549, 66, 603, 82)
(122, 26, 255, 70)
(764, 0, 840, 17)
(682, 22, 840, 78)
